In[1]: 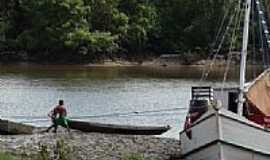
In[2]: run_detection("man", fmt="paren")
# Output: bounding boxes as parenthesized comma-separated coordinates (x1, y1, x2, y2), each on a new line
(46, 100, 70, 133)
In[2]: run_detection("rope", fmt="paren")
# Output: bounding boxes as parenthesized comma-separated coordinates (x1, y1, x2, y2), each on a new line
(200, 6, 235, 81)
(201, 4, 238, 81)
(72, 107, 187, 119)
(252, 0, 258, 78)
(6, 107, 188, 123)
(223, 3, 243, 88)
(257, 0, 267, 67)
(200, 3, 233, 81)
(256, 0, 270, 67)
(261, 0, 270, 67)
(258, 11, 267, 68)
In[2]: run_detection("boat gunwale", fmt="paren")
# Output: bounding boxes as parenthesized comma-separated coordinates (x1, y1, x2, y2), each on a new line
(180, 110, 270, 158)
(179, 109, 268, 135)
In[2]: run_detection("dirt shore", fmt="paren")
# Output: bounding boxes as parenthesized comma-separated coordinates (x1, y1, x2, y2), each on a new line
(0, 128, 181, 160)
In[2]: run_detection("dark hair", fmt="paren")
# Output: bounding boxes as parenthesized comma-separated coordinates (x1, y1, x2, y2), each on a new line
(59, 100, 64, 105)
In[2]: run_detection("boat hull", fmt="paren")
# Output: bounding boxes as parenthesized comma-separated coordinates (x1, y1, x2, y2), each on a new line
(68, 120, 170, 135)
(0, 119, 34, 135)
(180, 109, 270, 160)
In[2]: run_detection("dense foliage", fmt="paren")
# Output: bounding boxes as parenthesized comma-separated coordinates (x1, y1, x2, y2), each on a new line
(0, 0, 249, 63)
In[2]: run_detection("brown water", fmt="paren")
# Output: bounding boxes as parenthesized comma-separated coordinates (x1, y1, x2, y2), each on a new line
(0, 64, 262, 138)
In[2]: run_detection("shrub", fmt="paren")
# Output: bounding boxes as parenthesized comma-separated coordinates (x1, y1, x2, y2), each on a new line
(0, 152, 16, 160)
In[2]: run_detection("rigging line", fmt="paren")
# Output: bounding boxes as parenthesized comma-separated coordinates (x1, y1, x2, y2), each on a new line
(261, 0, 270, 67)
(258, 0, 268, 67)
(201, 2, 242, 81)
(214, 7, 231, 48)
(222, 10, 242, 94)
(252, 0, 257, 78)
(201, 7, 238, 81)
(260, 0, 270, 66)
(256, 0, 270, 67)
(257, 1, 267, 67)
(200, 3, 233, 81)
(222, 3, 244, 89)
(257, 0, 269, 68)
(201, 2, 240, 81)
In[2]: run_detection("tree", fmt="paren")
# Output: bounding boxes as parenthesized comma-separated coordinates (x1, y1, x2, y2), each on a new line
(155, 0, 236, 55)
(119, 0, 158, 55)
(13, 0, 124, 62)
(0, 0, 243, 63)
(83, 0, 128, 58)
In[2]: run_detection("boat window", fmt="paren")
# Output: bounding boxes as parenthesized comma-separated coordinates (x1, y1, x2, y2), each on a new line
(228, 92, 238, 113)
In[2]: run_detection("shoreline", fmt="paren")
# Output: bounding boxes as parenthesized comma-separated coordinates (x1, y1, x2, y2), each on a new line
(0, 128, 181, 160)
(0, 58, 263, 68)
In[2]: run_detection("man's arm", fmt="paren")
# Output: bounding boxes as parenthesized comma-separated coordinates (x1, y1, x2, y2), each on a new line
(63, 107, 67, 117)
(48, 108, 56, 118)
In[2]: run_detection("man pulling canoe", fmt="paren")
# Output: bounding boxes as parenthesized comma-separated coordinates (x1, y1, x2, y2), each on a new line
(46, 100, 70, 133)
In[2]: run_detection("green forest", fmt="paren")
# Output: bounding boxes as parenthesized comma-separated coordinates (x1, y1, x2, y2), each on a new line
(0, 0, 269, 63)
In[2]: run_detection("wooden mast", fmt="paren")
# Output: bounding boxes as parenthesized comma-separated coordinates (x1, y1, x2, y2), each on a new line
(238, 0, 252, 115)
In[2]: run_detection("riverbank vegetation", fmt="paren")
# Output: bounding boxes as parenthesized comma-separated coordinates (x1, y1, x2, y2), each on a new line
(0, 0, 266, 63)
(0, 152, 16, 160)
(0, 139, 72, 160)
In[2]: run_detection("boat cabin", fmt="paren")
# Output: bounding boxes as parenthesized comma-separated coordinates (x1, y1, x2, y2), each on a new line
(186, 87, 239, 124)
(213, 87, 239, 113)
(188, 70, 270, 128)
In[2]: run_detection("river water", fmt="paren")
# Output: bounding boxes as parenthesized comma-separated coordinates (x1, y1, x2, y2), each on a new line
(0, 64, 252, 138)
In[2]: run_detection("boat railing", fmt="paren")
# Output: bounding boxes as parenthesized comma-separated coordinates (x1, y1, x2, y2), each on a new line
(191, 86, 213, 100)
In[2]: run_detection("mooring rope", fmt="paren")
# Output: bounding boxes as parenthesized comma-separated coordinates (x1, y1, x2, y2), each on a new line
(6, 107, 188, 123)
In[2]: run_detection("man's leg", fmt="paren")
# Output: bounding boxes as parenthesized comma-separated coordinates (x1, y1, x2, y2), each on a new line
(63, 118, 70, 132)
(46, 124, 54, 132)
(66, 124, 70, 132)
(52, 118, 58, 133)
(53, 124, 58, 133)
(46, 118, 56, 132)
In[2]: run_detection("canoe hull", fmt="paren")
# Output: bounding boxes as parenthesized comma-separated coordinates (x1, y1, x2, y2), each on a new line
(0, 119, 34, 135)
(68, 120, 170, 135)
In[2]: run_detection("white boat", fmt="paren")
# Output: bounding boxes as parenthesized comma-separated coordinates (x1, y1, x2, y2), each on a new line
(179, 0, 270, 159)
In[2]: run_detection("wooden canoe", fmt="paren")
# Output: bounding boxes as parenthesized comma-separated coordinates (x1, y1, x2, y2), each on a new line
(0, 119, 34, 135)
(68, 120, 170, 135)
